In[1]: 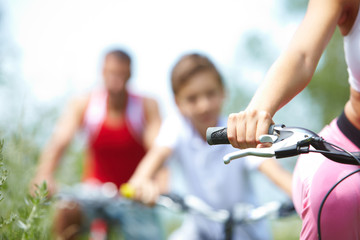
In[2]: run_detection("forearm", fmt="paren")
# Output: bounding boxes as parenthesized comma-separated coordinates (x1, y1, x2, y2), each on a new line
(143, 123, 161, 150)
(143, 97, 162, 150)
(153, 166, 169, 194)
(248, 1, 339, 116)
(268, 169, 292, 198)
(131, 146, 171, 181)
(128, 146, 171, 205)
(258, 158, 293, 197)
(227, 0, 342, 149)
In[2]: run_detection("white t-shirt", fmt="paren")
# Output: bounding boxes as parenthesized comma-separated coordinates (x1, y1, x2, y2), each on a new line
(156, 111, 271, 240)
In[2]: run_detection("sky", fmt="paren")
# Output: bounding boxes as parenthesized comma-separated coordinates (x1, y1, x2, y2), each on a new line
(2, 0, 301, 117)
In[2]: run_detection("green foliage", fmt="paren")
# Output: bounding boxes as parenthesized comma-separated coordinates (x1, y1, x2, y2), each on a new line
(18, 182, 51, 240)
(0, 140, 7, 201)
(307, 28, 349, 125)
(242, 32, 278, 68)
(0, 140, 52, 239)
(0, 140, 15, 231)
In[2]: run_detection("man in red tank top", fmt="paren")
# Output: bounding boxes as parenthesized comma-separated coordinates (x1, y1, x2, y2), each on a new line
(86, 115, 146, 187)
(32, 49, 165, 239)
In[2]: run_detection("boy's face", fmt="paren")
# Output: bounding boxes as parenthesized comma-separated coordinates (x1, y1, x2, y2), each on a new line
(175, 70, 225, 134)
(102, 55, 131, 95)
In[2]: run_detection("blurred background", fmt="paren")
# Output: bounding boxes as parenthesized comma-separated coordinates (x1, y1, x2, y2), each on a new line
(0, 0, 349, 239)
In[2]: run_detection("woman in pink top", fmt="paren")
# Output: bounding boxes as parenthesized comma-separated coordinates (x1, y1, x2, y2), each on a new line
(225, 0, 360, 239)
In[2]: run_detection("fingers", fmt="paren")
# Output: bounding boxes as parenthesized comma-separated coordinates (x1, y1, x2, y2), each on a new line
(127, 179, 160, 206)
(227, 109, 273, 149)
(256, 110, 273, 140)
(245, 110, 258, 148)
(227, 113, 242, 149)
(256, 111, 274, 148)
(141, 181, 159, 206)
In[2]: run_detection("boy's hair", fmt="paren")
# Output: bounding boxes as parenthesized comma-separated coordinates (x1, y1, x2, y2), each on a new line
(171, 53, 223, 95)
(105, 49, 131, 64)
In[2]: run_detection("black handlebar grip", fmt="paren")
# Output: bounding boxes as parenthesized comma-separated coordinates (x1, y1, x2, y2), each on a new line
(206, 127, 230, 145)
(207, 125, 277, 145)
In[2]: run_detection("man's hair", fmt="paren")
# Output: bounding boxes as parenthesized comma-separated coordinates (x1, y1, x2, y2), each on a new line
(171, 53, 223, 95)
(105, 49, 131, 64)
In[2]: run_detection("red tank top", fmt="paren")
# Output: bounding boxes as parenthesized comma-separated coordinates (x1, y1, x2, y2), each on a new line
(84, 120, 146, 188)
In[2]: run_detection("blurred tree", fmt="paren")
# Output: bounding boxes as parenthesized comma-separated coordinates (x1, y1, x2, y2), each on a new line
(307, 29, 348, 124)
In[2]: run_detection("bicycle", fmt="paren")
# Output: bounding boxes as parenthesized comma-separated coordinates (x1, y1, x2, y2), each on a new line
(56, 182, 162, 240)
(57, 182, 295, 240)
(152, 192, 295, 240)
(206, 124, 360, 240)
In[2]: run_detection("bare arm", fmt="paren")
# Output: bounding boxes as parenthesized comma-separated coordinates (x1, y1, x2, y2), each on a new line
(32, 95, 89, 195)
(250, 0, 343, 114)
(142, 97, 162, 150)
(140, 96, 170, 194)
(129, 145, 172, 204)
(258, 158, 293, 197)
(228, 0, 346, 149)
(130, 145, 172, 182)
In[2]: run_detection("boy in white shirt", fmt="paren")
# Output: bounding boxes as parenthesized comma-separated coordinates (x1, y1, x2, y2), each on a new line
(129, 53, 292, 240)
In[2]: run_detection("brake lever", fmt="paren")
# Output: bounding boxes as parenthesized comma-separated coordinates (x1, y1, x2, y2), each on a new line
(224, 148, 275, 164)
(268, 125, 318, 146)
(259, 135, 278, 144)
(223, 125, 318, 164)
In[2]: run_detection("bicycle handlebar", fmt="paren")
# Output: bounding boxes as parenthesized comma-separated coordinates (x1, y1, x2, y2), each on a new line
(206, 124, 360, 165)
(206, 127, 230, 145)
(206, 125, 278, 145)
(57, 183, 295, 224)
(137, 192, 295, 224)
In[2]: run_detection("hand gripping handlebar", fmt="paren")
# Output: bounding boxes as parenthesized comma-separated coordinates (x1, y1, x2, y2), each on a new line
(206, 125, 279, 145)
(206, 124, 360, 165)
